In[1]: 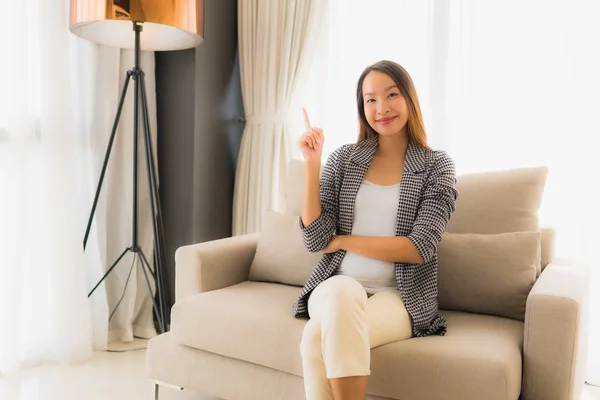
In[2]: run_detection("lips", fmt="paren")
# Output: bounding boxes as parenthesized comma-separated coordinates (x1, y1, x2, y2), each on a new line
(377, 116, 397, 125)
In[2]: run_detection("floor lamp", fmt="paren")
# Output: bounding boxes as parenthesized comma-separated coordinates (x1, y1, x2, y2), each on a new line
(69, 0, 204, 334)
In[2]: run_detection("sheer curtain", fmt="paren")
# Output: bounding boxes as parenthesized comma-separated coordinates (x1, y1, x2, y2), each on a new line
(0, 0, 158, 375)
(300, 0, 600, 383)
(232, 0, 327, 235)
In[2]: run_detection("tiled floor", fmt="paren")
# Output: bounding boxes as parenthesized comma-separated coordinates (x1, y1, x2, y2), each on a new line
(1, 349, 600, 400)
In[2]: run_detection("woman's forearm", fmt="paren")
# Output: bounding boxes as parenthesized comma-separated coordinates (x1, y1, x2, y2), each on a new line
(301, 161, 322, 227)
(337, 235, 423, 264)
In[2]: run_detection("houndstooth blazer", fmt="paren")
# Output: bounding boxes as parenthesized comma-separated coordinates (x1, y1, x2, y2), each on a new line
(293, 136, 458, 337)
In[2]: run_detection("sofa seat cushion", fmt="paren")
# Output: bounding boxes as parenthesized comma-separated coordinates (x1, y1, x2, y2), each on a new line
(369, 311, 524, 400)
(171, 281, 307, 376)
(171, 281, 524, 400)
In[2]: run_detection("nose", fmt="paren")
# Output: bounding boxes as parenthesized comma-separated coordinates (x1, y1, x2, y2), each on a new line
(376, 98, 390, 115)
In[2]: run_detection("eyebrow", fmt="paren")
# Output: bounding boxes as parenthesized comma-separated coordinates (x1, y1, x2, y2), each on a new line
(364, 85, 398, 97)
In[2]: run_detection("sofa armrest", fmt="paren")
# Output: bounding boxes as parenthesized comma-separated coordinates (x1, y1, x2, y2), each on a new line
(174, 233, 260, 302)
(522, 258, 591, 400)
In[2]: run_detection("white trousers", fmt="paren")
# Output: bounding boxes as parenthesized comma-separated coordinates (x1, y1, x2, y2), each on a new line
(299, 275, 413, 400)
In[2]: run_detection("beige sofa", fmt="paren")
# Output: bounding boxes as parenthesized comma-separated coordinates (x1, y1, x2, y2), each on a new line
(146, 160, 590, 400)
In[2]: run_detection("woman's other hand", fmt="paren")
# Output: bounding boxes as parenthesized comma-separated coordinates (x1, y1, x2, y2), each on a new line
(323, 235, 343, 253)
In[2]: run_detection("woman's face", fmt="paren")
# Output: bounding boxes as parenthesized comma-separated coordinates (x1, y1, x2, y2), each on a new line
(362, 71, 409, 137)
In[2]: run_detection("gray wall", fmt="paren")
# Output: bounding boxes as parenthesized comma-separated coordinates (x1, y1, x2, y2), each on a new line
(156, 0, 243, 309)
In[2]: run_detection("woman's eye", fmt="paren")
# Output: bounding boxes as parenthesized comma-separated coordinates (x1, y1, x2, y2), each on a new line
(389, 93, 399, 98)
(366, 99, 375, 103)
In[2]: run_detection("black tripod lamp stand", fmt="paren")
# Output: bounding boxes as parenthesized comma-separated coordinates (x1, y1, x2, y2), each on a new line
(69, 0, 204, 333)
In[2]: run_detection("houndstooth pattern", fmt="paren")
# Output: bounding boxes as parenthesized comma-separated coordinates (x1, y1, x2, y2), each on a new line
(294, 136, 458, 337)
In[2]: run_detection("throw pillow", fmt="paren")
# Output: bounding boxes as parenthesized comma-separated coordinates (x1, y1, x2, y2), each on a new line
(248, 210, 322, 287)
(437, 231, 541, 321)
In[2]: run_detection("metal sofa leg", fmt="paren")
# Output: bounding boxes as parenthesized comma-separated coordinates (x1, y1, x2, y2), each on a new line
(153, 381, 184, 400)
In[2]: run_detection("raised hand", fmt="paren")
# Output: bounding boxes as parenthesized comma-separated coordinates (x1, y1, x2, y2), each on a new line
(298, 107, 324, 163)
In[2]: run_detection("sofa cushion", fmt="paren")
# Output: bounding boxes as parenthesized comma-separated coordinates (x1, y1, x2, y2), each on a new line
(171, 281, 307, 376)
(171, 281, 523, 400)
(248, 210, 322, 287)
(438, 231, 541, 321)
(446, 166, 548, 234)
(369, 311, 524, 400)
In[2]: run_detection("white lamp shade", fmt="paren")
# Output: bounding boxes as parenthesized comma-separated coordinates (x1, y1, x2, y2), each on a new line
(69, 0, 204, 51)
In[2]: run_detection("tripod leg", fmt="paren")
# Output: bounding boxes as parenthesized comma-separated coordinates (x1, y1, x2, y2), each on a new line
(108, 253, 137, 322)
(139, 72, 170, 327)
(138, 249, 166, 333)
(88, 248, 130, 298)
(83, 73, 133, 250)
(137, 78, 162, 283)
(140, 73, 168, 258)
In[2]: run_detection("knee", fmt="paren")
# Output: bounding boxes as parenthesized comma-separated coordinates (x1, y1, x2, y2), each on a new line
(321, 276, 367, 309)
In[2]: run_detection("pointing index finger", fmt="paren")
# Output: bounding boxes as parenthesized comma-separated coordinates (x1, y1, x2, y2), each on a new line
(302, 107, 312, 131)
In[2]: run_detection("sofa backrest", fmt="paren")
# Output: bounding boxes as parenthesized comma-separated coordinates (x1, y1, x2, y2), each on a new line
(283, 158, 555, 269)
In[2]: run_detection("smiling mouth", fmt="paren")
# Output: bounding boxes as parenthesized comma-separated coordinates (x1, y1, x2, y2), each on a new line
(377, 116, 397, 125)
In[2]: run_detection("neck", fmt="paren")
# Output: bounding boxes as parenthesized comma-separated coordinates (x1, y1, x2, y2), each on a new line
(376, 131, 409, 158)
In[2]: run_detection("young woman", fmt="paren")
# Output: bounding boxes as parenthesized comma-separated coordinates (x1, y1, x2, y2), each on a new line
(295, 60, 458, 400)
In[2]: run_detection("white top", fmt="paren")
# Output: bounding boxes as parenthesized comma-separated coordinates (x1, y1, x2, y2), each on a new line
(335, 179, 400, 294)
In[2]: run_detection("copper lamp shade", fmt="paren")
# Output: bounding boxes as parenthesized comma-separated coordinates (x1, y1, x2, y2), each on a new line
(69, 0, 204, 51)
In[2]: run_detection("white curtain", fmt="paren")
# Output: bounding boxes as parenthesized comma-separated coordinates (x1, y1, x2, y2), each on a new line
(300, 0, 600, 384)
(232, 0, 328, 236)
(0, 0, 157, 375)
